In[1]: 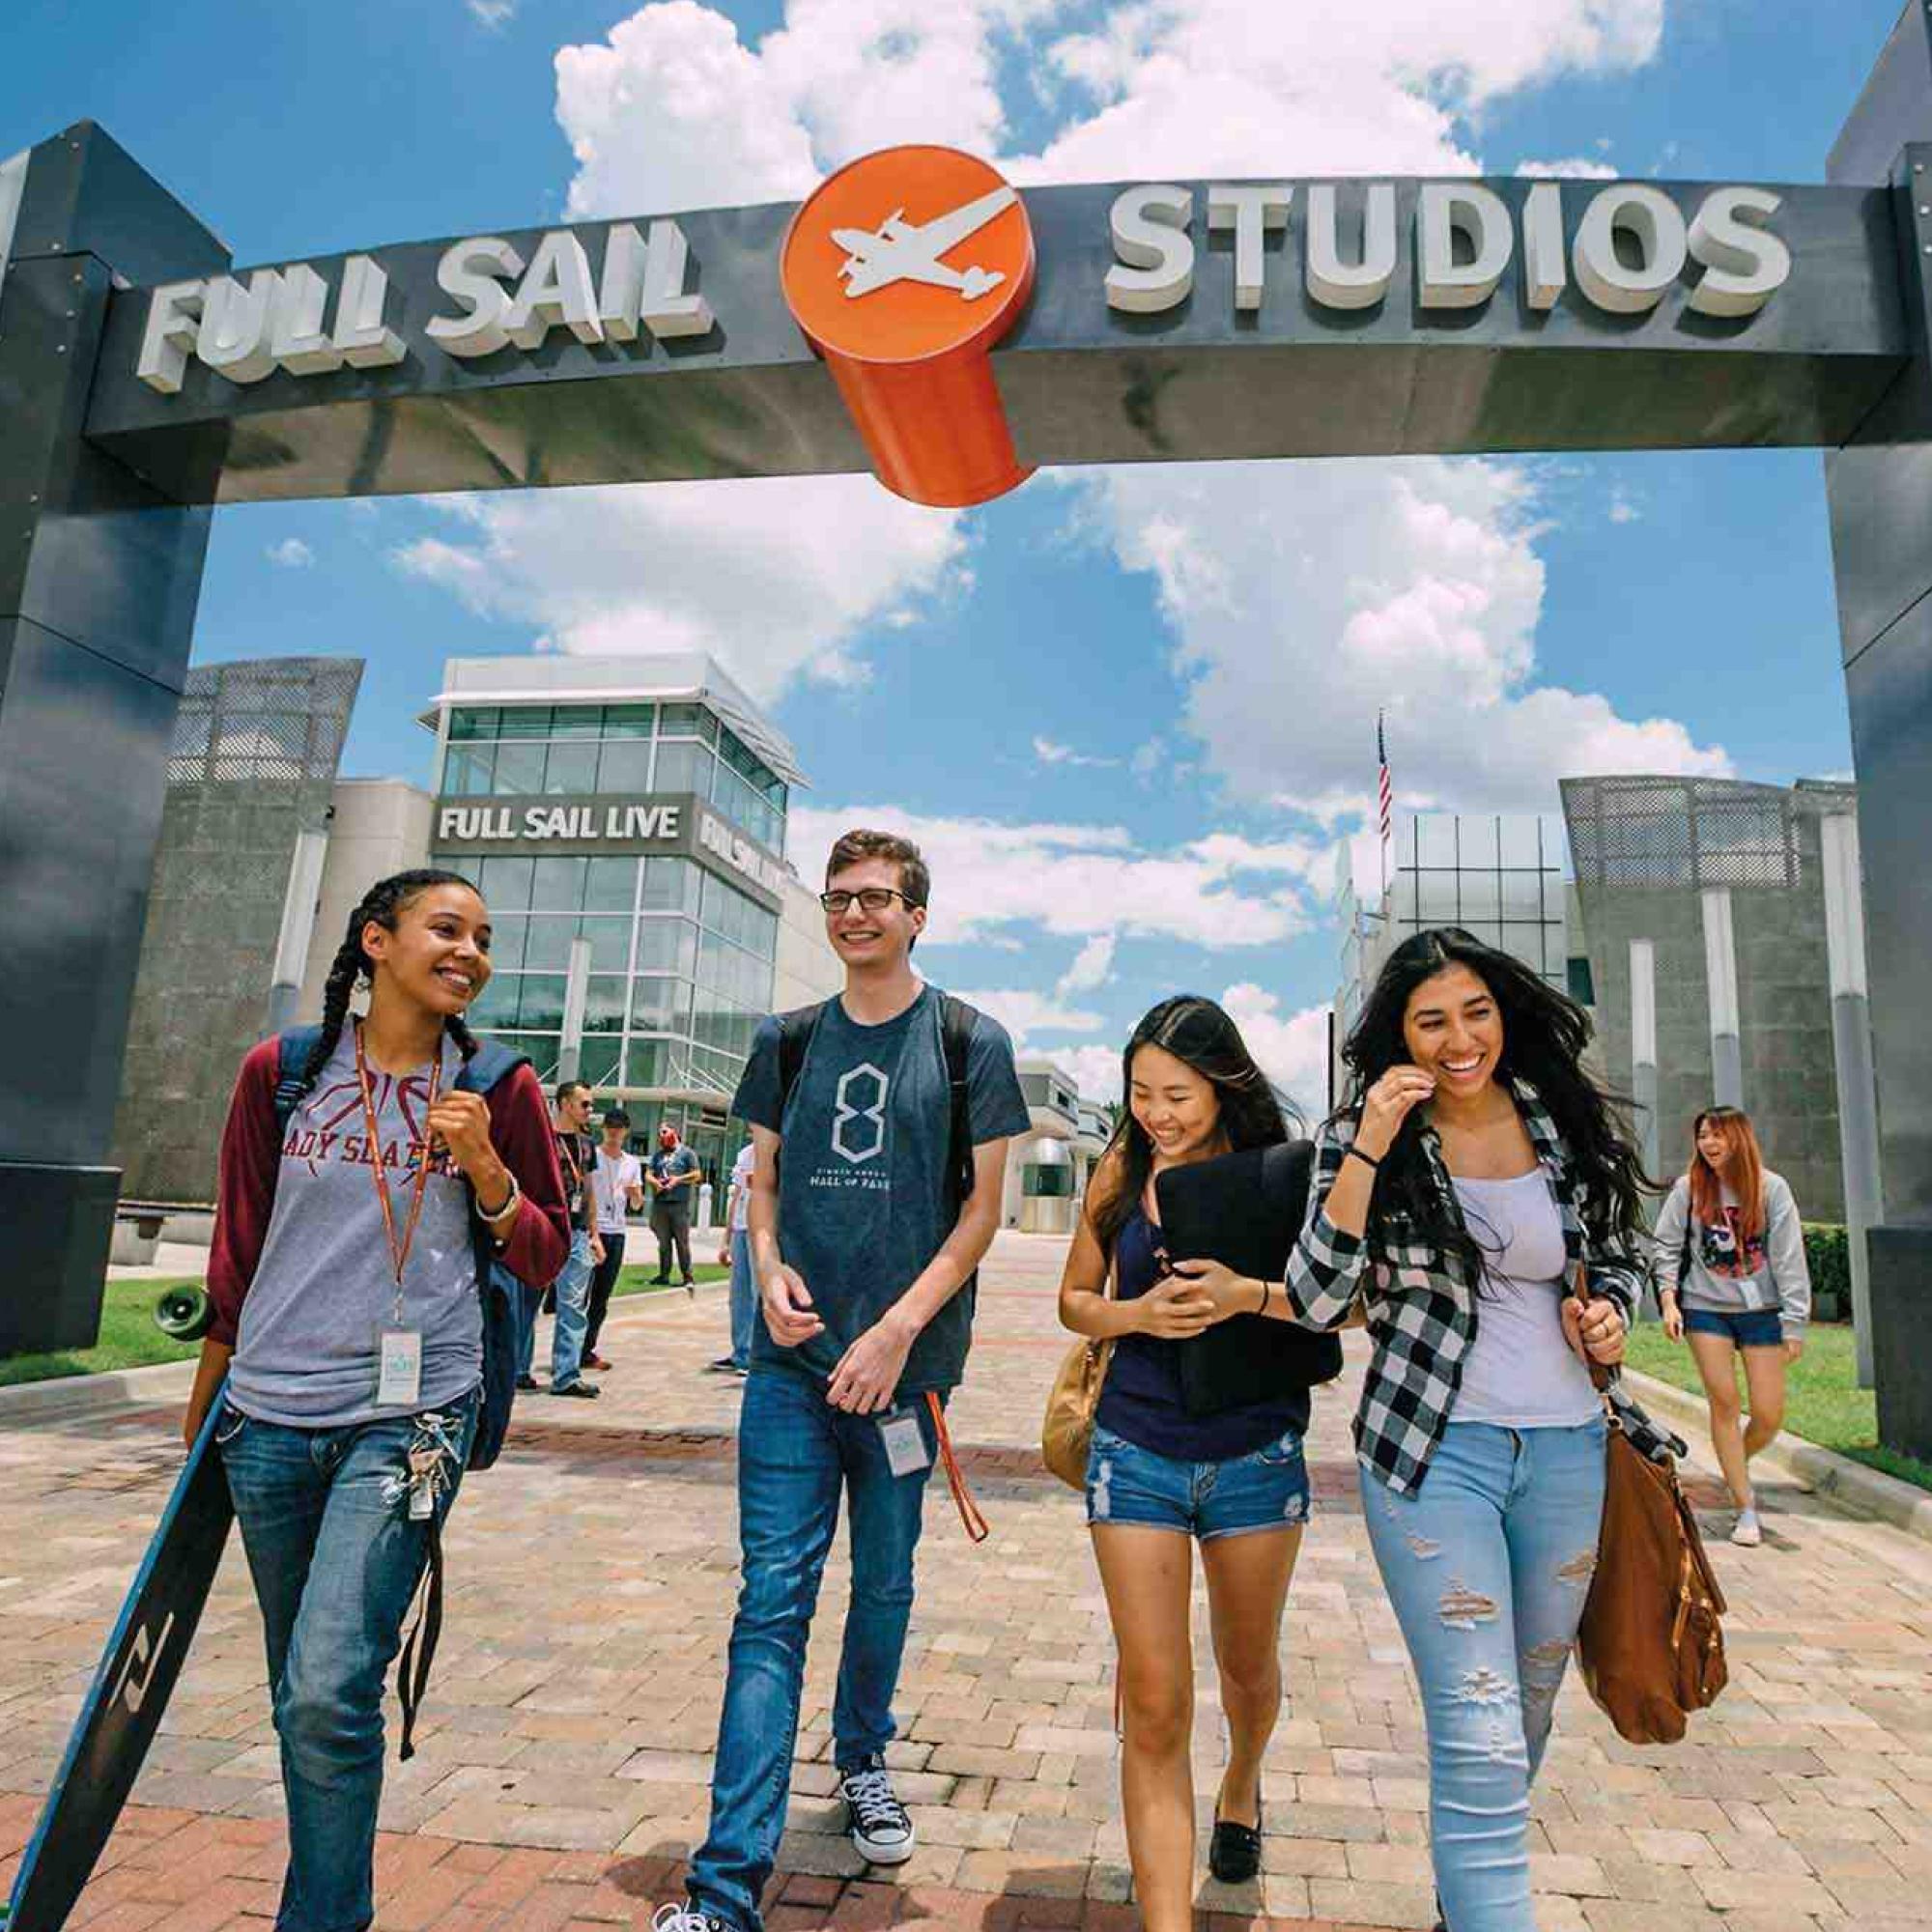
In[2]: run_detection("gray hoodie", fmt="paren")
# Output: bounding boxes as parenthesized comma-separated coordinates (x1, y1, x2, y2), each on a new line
(1654, 1170, 1810, 1335)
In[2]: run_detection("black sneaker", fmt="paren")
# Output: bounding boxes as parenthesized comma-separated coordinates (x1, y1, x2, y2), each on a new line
(515, 1375, 539, 1392)
(552, 1379, 601, 1399)
(705, 1355, 737, 1374)
(838, 1752, 914, 1864)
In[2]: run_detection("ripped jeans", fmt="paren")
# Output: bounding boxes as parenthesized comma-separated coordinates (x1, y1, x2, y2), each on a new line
(220, 1388, 479, 1932)
(1362, 1417, 1606, 1932)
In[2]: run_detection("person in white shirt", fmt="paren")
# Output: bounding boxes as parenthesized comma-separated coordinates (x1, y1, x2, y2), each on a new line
(711, 1139, 757, 1376)
(584, 1107, 645, 1371)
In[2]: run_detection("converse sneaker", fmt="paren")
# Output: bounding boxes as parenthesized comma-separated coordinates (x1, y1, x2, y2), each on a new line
(651, 1903, 729, 1932)
(838, 1751, 915, 1864)
(1730, 1507, 1763, 1548)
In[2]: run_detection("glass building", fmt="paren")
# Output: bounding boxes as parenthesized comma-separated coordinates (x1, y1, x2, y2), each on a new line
(422, 654, 810, 1180)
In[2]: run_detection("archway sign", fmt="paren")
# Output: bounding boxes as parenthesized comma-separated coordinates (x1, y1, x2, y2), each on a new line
(4, 8, 1932, 1452)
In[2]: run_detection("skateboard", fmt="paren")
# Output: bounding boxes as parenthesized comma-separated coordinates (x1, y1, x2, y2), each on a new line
(2, 1385, 236, 1932)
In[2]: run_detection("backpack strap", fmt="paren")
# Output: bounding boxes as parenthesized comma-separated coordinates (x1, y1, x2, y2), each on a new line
(454, 1036, 526, 1098)
(776, 1001, 830, 1121)
(938, 992, 979, 1216)
(272, 1025, 326, 1129)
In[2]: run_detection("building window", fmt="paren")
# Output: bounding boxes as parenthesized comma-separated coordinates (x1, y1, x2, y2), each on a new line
(1567, 955, 1597, 1007)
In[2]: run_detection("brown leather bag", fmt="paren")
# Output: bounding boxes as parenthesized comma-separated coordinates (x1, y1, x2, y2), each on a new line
(1041, 1262, 1116, 1491)
(1570, 1277, 1729, 1744)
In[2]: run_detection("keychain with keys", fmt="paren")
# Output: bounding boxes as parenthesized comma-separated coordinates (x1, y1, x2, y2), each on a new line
(355, 1023, 441, 1410)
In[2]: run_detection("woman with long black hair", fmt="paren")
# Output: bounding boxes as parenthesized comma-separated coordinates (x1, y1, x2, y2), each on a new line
(1286, 928, 1647, 1932)
(1057, 996, 1320, 1930)
(181, 868, 568, 1932)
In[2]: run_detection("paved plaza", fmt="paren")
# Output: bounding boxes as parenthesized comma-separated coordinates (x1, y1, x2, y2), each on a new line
(4, 1232, 1932, 1932)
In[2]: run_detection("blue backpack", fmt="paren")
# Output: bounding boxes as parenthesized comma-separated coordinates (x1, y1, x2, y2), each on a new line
(271, 1026, 531, 1474)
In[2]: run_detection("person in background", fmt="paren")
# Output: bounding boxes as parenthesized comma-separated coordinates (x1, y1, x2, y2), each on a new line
(1287, 926, 1644, 1932)
(585, 1106, 644, 1372)
(648, 1122, 700, 1290)
(1654, 1105, 1811, 1548)
(548, 1080, 603, 1399)
(712, 1138, 757, 1376)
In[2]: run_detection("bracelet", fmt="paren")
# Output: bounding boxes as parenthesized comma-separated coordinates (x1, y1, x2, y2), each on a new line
(1343, 1144, 1381, 1172)
(478, 1174, 522, 1229)
(1255, 1277, 1271, 1317)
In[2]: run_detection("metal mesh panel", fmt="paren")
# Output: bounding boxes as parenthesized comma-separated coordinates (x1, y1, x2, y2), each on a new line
(166, 659, 360, 786)
(1560, 776, 1806, 892)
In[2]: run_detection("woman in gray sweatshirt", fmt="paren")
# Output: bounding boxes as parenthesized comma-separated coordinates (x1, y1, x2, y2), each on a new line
(1654, 1105, 1811, 1548)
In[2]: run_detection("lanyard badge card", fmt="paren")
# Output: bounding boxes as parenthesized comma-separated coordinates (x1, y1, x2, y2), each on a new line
(877, 1406, 932, 1478)
(355, 1025, 440, 1414)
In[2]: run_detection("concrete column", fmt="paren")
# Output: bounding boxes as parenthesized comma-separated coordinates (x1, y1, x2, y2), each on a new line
(1700, 888, 1744, 1108)
(1629, 938, 1662, 1187)
(1820, 810, 1884, 1388)
(266, 828, 331, 1036)
(556, 936, 592, 1086)
(0, 126, 227, 1352)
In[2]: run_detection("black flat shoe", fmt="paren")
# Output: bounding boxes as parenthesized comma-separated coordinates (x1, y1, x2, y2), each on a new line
(1434, 1894, 1446, 1932)
(1208, 1788, 1262, 1885)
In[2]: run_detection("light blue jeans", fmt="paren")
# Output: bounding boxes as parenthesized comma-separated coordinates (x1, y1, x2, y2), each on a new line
(549, 1229, 595, 1392)
(1362, 1417, 1607, 1932)
(686, 1367, 938, 1932)
(728, 1227, 755, 1369)
(219, 1389, 479, 1932)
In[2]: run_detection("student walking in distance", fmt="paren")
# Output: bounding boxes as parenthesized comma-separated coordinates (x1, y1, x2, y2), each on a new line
(1057, 997, 1320, 1928)
(656, 829, 1030, 1932)
(585, 1107, 645, 1372)
(181, 868, 569, 1932)
(1286, 928, 1646, 1932)
(1654, 1105, 1811, 1548)
(712, 1138, 757, 1376)
(547, 1080, 604, 1398)
(648, 1122, 700, 1289)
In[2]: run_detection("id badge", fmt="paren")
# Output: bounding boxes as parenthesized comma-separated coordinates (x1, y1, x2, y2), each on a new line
(378, 1327, 424, 1408)
(878, 1406, 931, 1478)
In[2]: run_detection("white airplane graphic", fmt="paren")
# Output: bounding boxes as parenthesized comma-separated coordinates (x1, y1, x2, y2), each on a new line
(831, 186, 1018, 299)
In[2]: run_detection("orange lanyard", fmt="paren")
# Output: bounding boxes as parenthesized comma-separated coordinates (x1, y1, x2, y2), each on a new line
(354, 1024, 442, 1298)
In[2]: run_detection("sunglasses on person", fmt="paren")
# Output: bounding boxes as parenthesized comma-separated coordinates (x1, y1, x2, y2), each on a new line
(818, 887, 923, 915)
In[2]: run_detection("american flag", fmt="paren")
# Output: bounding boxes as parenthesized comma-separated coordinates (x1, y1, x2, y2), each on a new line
(1377, 712, 1393, 851)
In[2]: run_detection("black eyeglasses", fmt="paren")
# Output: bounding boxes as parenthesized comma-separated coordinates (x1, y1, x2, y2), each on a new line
(819, 887, 923, 915)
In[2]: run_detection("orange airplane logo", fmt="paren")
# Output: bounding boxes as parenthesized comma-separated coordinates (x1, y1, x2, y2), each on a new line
(781, 146, 1036, 508)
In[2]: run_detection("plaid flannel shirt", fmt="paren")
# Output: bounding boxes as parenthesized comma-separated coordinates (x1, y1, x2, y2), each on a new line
(1285, 1084, 1647, 1496)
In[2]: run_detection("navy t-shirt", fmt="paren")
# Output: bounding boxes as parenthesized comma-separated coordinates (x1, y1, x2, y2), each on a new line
(1096, 1205, 1312, 1462)
(730, 987, 1032, 1395)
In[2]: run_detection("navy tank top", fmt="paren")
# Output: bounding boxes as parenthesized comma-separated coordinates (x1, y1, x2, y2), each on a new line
(1094, 1204, 1311, 1463)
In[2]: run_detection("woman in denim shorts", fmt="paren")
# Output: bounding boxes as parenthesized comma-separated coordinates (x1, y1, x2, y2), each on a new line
(1057, 997, 1316, 1929)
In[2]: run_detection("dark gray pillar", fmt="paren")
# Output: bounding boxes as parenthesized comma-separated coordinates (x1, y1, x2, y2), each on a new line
(0, 125, 227, 1352)
(1828, 13, 1932, 1462)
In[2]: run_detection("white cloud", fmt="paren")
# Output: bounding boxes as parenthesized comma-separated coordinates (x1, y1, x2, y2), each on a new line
(786, 804, 1317, 948)
(1045, 1043, 1124, 1106)
(1034, 736, 1118, 769)
(267, 537, 314, 568)
(1056, 932, 1117, 997)
(1070, 458, 1730, 819)
(390, 478, 966, 697)
(1219, 983, 1332, 1120)
(468, 0, 515, 24)
(953, 987, 1108, 1040)
(1608, 488, 1641, 525)
(1517, 156, 1620, 179)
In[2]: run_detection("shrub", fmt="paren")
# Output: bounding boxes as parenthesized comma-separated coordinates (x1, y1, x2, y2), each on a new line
(1804, 1222, 1850, 1322)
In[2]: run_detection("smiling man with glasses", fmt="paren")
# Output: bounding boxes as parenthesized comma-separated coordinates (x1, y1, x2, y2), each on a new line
(659, 829, 1030, 1932)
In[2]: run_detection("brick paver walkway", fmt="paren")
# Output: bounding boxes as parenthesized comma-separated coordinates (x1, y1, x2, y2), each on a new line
(4, 1233, 1932, 1932)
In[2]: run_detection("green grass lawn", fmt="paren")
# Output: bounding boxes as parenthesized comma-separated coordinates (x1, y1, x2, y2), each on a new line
(0, 1260, 732, 1390)
(1624, 1320, 1932, 1493)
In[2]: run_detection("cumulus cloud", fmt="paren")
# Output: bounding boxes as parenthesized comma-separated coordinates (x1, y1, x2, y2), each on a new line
(391, 479, 965, 696)
(267, 537, 315, 568)
(1517, 156, 1620, 179)
(952, 987, 1108, 1040)
(468, 0, 515, 25)
(1034, 736, 1118, 770)
(1220, 982, 1332, 1119)
(786, 804, 1320, 948)
(1069, 458, 1730, 819)
(1057, 933, 1117, 997)
(1044, 1043, 1125, 1106)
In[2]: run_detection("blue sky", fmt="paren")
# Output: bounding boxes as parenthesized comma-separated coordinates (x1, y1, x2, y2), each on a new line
(4, 0, 1906, 1105)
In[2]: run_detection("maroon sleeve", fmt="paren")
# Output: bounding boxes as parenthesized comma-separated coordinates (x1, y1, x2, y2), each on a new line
(486, 1063, 571, 1289)
(206, 1038, 286, 1347)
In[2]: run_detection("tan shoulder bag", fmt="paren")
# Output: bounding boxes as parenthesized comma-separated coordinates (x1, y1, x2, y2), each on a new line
(1041, 1257, 1116, 1491)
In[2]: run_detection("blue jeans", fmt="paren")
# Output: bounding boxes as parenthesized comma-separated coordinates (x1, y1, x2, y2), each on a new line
(550, 1229, 595, 1392)
(728, 1228, 755, 1369)
(219, 1389, 479, 1932)
(1362, 1418, 1607, 1932)
(688, 1368, 939, 1932)
(515, 1281, 537, 1379)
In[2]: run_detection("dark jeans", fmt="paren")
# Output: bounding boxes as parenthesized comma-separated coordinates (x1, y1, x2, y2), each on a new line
(687, 1368, 939, 1932)
(219, 1388, 480, 1932)
(586, 1230, 625, 1354)
(651, 1202, 693, 1280)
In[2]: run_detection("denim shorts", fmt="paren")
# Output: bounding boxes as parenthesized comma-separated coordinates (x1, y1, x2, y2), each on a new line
(1684, 1305, 1784, 1349)
(1085, 1423, 1312, 1542)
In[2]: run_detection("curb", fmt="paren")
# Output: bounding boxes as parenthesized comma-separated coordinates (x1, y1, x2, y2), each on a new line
(1623, 1365, 1932, 1547)
(0, 1357, 198, 1426)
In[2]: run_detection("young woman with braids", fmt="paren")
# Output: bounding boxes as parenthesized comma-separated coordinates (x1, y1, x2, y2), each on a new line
(1286, 928, 1650, 1932)
(1057, 997, 1317, 1928)
(181, 868, 568, 1932)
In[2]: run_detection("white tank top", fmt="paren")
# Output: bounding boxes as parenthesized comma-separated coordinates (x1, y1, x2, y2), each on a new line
(1449, 1169, 1602, 1430)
